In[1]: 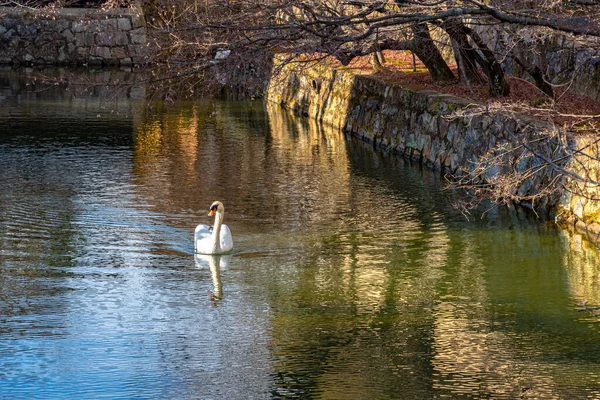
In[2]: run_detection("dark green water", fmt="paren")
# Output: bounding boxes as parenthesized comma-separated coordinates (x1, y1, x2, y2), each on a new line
(1, 69, 600, 399)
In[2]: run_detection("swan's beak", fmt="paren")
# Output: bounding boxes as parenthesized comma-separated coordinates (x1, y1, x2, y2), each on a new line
(208, 209, 216, 216)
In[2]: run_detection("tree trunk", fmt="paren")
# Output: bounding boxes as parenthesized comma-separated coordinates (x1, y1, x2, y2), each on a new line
(528, 65, 553, 98)
(512, 47, 554, 98)
(441, 19, 485, 85)
(410, 23, 455, 82)
(446, 21, 510, 97)
(466, 27, 510, 96)
(371, 51, 385, 73)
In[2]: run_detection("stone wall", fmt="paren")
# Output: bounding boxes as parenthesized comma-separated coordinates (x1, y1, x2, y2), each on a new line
(267, 61, 600, 234)
(478, 26, 600, 102)
(0, 6, 147, 66)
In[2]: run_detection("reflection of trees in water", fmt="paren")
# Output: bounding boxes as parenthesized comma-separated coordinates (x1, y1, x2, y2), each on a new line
(264, 109, 600, 397)
(430, 235, 556, 398)
(267, 214, 597, 397)
(267, 215, 449, 398)
(263, 103, 352, 229)
(562, 230, 600, 306)
(130, 99, 600, 397)
(262, 106, 449, 398)
(0, 67, 144, 329)
(428, 220, 600, 398)
(131, 100, 354, 232)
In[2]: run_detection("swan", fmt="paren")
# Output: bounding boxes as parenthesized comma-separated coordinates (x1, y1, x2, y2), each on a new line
(194, 201, 233, 255)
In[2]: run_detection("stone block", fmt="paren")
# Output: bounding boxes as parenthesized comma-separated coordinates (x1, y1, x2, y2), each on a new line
(75, 32, 95, 47)
(391, 127, 399, 144)
(433, 156, 441, 171)
(40, 55, 54, 64)
(120, 57, 133, 67)
(383, 104, 398, 116)
(25, 23, 38, 36)
(113, 31, 129, 46)
(110, 46, 127, 59)
(2, 28, 16, 41)
(95, 32, 112, 46)
(99, 18, 118, 30)
(424, 112, 438, 134)
(56, 18, 70, 32)
(450, 153, 459, 172)
(62, 28, 74, 42)
(428, 137, 439, 163)
(129, 28, 147, 44)
(130, 13, 145, 29)
(77, 46, 89, 57)
(446, 122, 458, 144)
(127, 44, 147, 57)
(72, 21, 88, 33)
(438, 117, 449, 139)
(95, 31, 127, 47)
(57, 43, 68, 62)
(87, 55, 104, 66)
(93, 46, 111, 59)
(409, 113, 416, 130)
(2, 17, 18, 29)
(422, 135, 432, 158)
(406, 133, 416, 149)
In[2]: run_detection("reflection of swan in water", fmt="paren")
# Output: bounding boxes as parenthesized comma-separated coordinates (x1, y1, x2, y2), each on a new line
(194, 254, 230, 301)
(194, 201, 233, 255)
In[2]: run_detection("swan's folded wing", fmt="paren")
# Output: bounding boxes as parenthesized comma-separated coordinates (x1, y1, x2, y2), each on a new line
(194, 224, 212, 250)
(220, 224, 233, 252)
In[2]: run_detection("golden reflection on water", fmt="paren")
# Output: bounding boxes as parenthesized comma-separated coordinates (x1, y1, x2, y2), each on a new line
(265, 105, 470, 397)
(265, 103, 353, 228)
(562, 230, 600, 305)
(7, 67, 600, 398)
(126, 99, 600, 398)
(134, 120, 162, 166)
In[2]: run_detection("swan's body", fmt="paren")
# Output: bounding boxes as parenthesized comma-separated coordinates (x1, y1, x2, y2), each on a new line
(194, 201, 233, 255)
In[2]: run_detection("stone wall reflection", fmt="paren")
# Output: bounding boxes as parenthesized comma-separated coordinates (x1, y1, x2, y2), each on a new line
(263, 106, 454, 397)
(130, 99, 600, 398)
(0, 67, 146, 118)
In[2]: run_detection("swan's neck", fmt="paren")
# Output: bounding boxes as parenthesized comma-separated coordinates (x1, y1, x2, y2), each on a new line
(211, 211, 224, 253)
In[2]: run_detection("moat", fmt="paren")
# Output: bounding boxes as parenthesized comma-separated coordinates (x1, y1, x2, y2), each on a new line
(2, 69, 600, 398)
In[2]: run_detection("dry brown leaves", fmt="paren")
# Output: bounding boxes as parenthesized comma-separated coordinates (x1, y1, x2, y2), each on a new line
(340, 50, 600, 132)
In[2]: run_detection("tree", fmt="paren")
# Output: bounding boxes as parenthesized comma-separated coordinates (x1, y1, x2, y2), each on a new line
(139, 0, 600, 98)
(138, 0, 600, 246)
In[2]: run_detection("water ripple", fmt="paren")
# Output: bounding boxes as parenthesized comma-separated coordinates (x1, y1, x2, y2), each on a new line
(1, 86, 599, 399)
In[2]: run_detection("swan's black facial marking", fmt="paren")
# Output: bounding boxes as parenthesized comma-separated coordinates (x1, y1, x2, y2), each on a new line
(208, 202, 220, 216)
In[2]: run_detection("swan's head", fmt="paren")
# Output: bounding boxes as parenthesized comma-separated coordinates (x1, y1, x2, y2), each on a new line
(208, 201, 224, 216)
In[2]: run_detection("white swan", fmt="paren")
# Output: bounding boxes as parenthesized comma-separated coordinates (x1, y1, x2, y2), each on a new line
(194, 201, 233, 254)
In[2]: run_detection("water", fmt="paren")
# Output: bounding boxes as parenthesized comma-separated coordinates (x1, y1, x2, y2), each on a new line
(1, 69, 600, 399)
